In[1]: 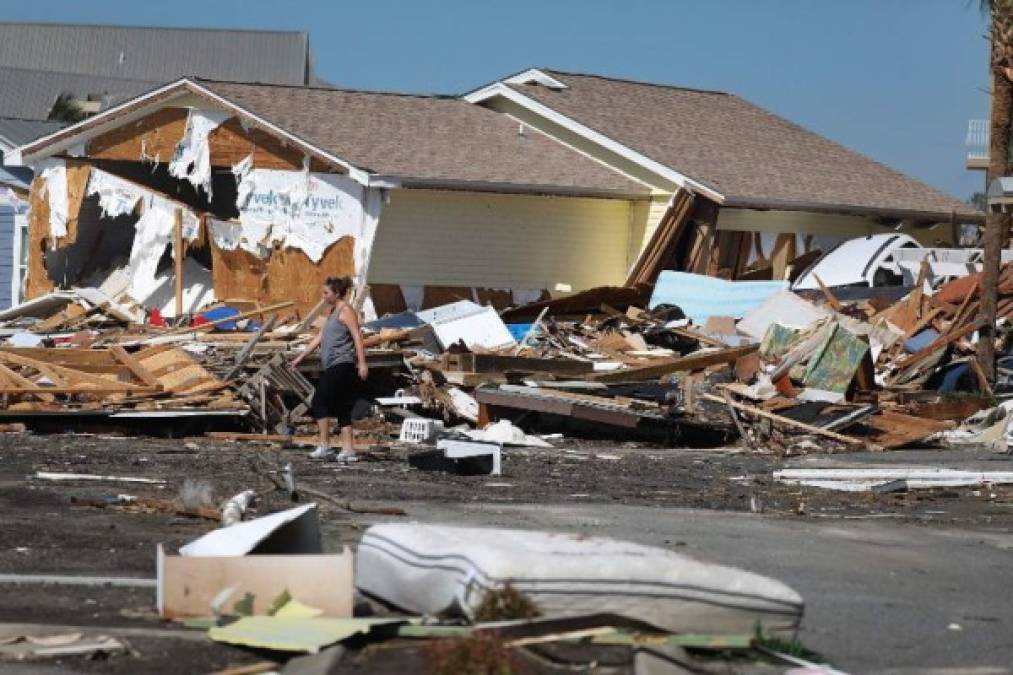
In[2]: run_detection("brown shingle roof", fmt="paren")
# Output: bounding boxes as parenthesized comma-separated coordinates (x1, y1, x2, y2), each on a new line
(198, 79, 648, 197)
(505, 70, 979, 220)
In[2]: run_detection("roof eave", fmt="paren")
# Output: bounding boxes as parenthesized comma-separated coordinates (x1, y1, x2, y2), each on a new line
(463, 82, 725, 204)
(8, 78, 370, 184)
(392, 175, 651, 200)
(722, 196, 985, 225)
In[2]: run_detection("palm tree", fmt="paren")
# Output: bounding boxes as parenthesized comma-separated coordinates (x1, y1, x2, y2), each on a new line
(977, 0, 1013, 380)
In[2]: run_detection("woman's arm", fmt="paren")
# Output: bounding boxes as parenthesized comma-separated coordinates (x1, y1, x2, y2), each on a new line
(290, 315, 327, 367)
(339, 305, 369, 380)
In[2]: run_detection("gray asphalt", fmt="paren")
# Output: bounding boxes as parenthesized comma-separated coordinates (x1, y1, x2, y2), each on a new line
(358, 500, 1013, 674)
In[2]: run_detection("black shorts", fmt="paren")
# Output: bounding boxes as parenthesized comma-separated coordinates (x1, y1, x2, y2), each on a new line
(310, 363, 360, 426)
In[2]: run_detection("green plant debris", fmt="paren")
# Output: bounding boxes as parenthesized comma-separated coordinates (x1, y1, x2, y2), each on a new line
(474, 583, 542, 622)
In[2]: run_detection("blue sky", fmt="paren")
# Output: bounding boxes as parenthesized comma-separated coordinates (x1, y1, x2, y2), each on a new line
(8, 0, 991, 200)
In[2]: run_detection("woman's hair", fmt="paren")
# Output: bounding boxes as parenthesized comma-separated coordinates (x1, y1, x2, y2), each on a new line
(324, 276, 353, 297)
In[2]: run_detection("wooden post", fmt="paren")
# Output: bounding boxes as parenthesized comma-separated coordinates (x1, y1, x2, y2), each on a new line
(173, 208, 184, 319)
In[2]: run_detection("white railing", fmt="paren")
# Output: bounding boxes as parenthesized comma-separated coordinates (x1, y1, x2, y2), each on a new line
(967, 119, 989, 161)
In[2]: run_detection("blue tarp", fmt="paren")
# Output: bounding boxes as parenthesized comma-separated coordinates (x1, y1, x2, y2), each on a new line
(649, 272, 788, 324)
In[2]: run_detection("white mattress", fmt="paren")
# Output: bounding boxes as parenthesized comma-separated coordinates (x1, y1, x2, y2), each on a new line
(356, 523, 803, 634)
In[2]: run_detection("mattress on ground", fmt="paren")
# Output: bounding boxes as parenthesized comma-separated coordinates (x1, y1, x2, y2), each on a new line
(355, 523, 803, 634)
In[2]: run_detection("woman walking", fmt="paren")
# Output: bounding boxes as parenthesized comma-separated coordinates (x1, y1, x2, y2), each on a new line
(290, 276, 368, 463)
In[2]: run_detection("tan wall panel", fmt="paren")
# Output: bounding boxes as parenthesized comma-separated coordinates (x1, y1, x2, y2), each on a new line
(86, 107, 189, 162)
(368, 189, 632, 291)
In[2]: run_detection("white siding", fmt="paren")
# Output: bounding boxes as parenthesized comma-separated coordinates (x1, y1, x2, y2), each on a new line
(368, 189, 633, 290)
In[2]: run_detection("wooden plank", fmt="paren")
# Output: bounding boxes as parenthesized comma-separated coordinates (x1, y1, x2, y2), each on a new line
(0, 364, 53, 402)
(813, 274, 843, 312)
(589, 345, 757, 383)
(0, 387, 159, 395)
(25, 176, 54, 299)
(702, 393, 874, 449)
(109, 346, 162, 388)
(443, 353, 594, 376)
(0, 352, 147, 390)
(892, 319, 984, 371)
(160, 301, 294, 336)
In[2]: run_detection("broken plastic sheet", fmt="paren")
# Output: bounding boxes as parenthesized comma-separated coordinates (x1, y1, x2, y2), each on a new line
(86, 168, 146, 218)
(210, 218, 273, 258)
(168, 109, 230, 197)
(37, 158, 68, 240)
(127, 197, 200, 301)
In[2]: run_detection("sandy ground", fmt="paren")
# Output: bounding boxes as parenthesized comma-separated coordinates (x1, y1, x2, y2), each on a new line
(1, 430, 1012, 673)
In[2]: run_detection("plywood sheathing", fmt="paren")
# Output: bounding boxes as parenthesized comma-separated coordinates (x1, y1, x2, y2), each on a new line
(62, 161, 92, 247)
(25, 177, 54, 299)
(87, 107, 189, 162)
(211, 236, 356, 314)
(208, 118, 331, 172)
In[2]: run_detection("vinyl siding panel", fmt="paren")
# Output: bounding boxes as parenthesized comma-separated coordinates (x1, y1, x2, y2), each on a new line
(0, 206, 13, 309)
(368, 189, 632, 290)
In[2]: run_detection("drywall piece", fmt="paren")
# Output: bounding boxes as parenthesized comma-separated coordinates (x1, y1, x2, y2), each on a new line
(179, 503, 321, 557)
(417, 300, 516, 350)
(168, 109, 230, 196)
(86, 168, 146, 218)
(140, 257, 216, 317)
(356, 524, 804, 634)
(37, 158, 68, 240)
(649, 271, 788, 324)
(737, 290, 830, 341)
(157, 544, 353, 619)
(464, 419, 553, 448)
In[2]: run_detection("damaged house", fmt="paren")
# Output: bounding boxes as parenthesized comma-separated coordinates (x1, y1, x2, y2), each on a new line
(5, 69, 983, 321)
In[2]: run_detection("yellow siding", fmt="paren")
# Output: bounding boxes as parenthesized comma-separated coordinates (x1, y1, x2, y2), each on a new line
(627, 194, 672, 268)
(368, 189, 632, 290)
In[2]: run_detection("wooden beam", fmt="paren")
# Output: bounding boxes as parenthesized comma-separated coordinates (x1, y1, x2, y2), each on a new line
(0, 364, 54, 402)
(173, 208, 184, 318)
(589, 345, 757, 383)
(109, 346, 162, 388)
(159, 301, 294, 336)
(0, 352, 147, 391)
(702, 393, 875, 449)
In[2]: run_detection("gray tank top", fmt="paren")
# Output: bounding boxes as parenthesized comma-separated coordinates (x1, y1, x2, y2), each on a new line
(320, 305, 356, 368)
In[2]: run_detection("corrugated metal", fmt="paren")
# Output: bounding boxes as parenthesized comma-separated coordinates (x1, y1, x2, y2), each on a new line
(0, 66, 159, 120)
(0, 24, 309, 86)
(0, 117, 64, 150)
(368, 189, 632, 291)
(0, 206, 14, 309)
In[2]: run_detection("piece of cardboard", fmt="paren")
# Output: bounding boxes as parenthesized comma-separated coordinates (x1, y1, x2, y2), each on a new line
(157, 545, 353, 618)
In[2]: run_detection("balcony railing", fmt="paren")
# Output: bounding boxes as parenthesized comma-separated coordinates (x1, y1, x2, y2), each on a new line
(967, 119, 989, 169)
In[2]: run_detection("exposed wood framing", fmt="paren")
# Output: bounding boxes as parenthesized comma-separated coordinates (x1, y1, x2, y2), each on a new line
(625, 188, 695, 287)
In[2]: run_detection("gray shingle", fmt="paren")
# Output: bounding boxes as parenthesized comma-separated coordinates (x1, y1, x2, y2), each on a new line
(505, 69, 979, 220)
(0, 23, 309, 86)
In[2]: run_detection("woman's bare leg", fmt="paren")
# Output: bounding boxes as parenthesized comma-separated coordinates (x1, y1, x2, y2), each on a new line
(318, 417, 331, 449)
(338, 424, 354, 454)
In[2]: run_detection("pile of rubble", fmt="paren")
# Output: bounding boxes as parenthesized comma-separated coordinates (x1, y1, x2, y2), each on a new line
(0, 251, 1009, 460)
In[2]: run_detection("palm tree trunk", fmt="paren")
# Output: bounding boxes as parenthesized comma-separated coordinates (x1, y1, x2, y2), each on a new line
(978, 4, 1013, 381)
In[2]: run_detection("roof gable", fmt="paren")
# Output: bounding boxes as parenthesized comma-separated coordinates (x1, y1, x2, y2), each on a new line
(469, 68, 980, 220)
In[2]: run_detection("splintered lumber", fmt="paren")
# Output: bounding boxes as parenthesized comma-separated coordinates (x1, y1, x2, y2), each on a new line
(625, 188, 695, 286)
(0, 351, 147, 391)
(702, 393, 874, 449)
(589, 345, 757, 383)
(500, 285, 651, 322)
(475, 385, 668, 428)
(442, 353, 594, 376)
(892, 319, 984, 371)
(813, 274, 843, 312)
(0, 364, 54, 402)
(861, 411, 951, 449)
(109, 346, 162, 388)
(160, 301, 294, 336)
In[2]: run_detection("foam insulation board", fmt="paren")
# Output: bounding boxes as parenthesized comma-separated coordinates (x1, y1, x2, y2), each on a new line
(169, 109, 230, 197)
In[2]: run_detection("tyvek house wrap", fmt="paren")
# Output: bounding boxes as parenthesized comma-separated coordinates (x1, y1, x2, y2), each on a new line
(128, 196, 199, 301)
(87, 168, 146, 219)
(212, 161, 384, 284)
(169, 109, 230, 197)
